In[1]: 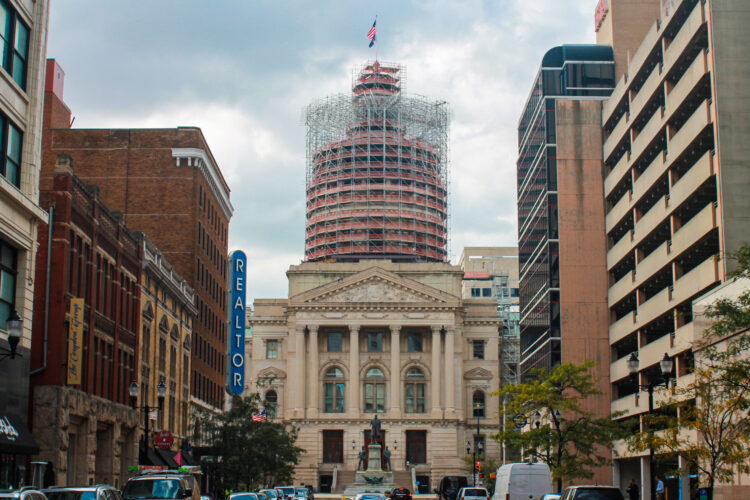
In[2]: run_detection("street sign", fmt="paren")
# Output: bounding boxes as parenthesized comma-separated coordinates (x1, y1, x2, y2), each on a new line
(153, 431, 173, 449)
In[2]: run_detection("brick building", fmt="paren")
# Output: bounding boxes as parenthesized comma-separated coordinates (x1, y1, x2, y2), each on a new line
(41, 60, 233, 412)
(30, 157, 140, 487)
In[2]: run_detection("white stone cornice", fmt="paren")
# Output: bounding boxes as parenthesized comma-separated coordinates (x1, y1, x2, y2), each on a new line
(172, 148, 234, 218)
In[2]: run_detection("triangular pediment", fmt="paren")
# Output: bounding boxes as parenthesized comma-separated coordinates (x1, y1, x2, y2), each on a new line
(292, 266, 459, 306)
(464, 367, 493, 380)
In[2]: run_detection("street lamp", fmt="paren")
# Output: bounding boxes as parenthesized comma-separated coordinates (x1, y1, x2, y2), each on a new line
(628, 352, 674, 500)
(130, 379, 166, 464)
(0, 310, 22, 361)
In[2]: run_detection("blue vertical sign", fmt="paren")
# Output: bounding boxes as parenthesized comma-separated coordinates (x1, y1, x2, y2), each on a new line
(228, 250, 247, 395)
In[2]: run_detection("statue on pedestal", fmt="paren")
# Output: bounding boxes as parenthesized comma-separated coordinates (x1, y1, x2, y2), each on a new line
(357, 446, 367, 471)
(369, 414, 382, 442)
(383, 446, 391, 471)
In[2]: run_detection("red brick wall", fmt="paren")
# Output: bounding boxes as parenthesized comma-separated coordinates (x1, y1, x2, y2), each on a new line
(41, 125, 230, 407)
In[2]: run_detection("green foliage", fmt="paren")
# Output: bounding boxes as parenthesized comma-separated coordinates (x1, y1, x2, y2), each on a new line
(629, 245, 750, 488)
(492, 362, 626, 491)
(193, 392, 304, 491)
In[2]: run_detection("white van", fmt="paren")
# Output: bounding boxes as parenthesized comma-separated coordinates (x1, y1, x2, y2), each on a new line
(491, 463, 553, 500)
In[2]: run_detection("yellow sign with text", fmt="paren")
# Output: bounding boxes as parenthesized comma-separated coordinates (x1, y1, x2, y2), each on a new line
(67, 298, 84, 385)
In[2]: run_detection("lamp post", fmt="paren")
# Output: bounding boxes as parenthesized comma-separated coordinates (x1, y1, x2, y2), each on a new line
(0, 310, 22, 361)
(465, 413, 484, 486)
(628, 352, 673, 500)
(130, 380, 166, 464)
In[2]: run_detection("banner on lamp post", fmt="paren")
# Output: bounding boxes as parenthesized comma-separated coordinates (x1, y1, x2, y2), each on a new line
(227, 250, 247, 395)
(67, 298, 85, 385)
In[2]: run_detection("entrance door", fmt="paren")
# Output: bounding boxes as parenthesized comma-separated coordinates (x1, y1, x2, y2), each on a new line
(323, 430, 343, 463)
(319, 475, 332, 493)
(364, 430, 386, 465)
(405, 430, 426, 464)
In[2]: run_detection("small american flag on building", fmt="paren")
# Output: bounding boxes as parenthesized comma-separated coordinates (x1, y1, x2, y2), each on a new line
(252, 408, 267, 422)
(367, 19, 376, 47)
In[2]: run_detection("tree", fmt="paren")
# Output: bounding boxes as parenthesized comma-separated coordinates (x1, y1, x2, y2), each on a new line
(460, 455, 500, 494)
(492, 362, 626, 492)
(193, 392, 304, 492)
(628, 246, 750, 492)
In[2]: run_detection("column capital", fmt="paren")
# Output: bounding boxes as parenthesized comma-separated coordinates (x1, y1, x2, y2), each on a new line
(307, 325, 319, 334)
(349, 325, 360, 334)
(295, 325, 306, 335)
(390, 325, 401, 335)
(431, 325, 442, 335)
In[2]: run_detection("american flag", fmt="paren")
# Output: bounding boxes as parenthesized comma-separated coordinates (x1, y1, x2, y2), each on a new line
(367, 20, 376, 47)
(252, 409, 267, 422)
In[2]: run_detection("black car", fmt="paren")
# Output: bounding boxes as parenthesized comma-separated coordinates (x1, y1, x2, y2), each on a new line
(389, 488, 411, 500)
(437, 476, 468, 500)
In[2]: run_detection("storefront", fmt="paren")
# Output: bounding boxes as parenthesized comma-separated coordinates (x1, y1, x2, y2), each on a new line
(0, 414, 40, 489)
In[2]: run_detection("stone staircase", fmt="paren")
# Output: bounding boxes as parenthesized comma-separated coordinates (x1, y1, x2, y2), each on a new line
(335, 470, 356, 492)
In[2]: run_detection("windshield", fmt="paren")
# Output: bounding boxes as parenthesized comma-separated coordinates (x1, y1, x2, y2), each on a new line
(123, 480, 183, 500)
(573, 489, 623, 500)
(47, 492, 96, 500)
(260, 492, 277, 499)
(463, 491, 486, 497)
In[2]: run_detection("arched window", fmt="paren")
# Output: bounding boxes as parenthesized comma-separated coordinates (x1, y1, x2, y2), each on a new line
(265, 390, 278, 417)
(473, 390, 486, 418)
(404, 368, 426, 413)
(323, 367, 345, 413)
(364, 366, 386, 413)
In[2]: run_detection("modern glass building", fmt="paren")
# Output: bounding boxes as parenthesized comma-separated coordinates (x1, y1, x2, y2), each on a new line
(516, 45, 616, 380)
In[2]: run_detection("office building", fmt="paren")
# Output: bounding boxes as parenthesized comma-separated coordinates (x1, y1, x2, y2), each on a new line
(599, 0, 750, 497)
(0, 0, 50, 486)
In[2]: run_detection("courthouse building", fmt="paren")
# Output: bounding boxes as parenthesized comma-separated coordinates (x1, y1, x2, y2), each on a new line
(245, 61, 502, 492)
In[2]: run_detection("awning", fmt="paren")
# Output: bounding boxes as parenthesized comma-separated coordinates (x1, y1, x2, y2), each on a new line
(146, 447, 168, 467)
(155, 448, 179, 468)
(0, 414, 40, 455)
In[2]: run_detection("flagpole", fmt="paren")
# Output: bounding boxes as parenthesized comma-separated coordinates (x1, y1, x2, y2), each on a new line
(375, 15, 379, 61)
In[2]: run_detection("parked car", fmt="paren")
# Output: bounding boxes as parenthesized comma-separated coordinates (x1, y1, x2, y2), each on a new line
(227, 494, 260, 500)
(275, 488, 295, 500)
(541, 495, 561, 500)
(44, 486, 121, 500)
(437, 476, 469, 500)
(457, 487, 489, 500)
(294, 488, 312, 500)
(559, 486, 624, 500)
(353, 494, 386, 500)
(491, 463, 552, 500)
(259, 490, 280, 500)
(122, 473, 199, 500)
(0, 487, 48, 500)
(388, 488, 411, 500)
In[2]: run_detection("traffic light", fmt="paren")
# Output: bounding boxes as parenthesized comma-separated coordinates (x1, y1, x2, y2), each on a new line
(475, 461, 481, 472)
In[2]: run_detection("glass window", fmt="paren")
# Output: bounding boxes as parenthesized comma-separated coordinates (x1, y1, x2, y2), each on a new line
(265, 390, 278, 417)
(471, 288, 480, 297)
(364, 382, 385, 413)
(12, 20, 27, 88)
(324, 382, 345, 413)
(0, 4, 11, 72)
(473, 391, 486, 418)
(327, 331, 342, 352)
(0, 241, 17, 331)
(482, 288, 491, 297)
(367, 332, 383, 352)
(266, 340, 278, 359)
(407, 332, 422, 352)
(325, 367, 344, 378)
(365, 367, 384, 378)
(405, 368, 425, 413)
(473, 340, 485, 360)
(3, 121, 20, 186)
(322, 430, 344, 463)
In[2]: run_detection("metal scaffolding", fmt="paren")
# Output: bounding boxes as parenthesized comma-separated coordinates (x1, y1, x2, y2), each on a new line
(304, 61, 450, 262)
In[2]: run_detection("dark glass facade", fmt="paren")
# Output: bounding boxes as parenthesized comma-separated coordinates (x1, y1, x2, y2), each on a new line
(517, 45, 615, 380)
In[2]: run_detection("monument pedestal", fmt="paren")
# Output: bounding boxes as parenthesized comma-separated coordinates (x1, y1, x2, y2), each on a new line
(344, 443, 395, 495)
(367, 443, 382, 471)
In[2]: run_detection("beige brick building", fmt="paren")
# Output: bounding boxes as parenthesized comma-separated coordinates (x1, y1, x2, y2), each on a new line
(245, 260, 502, 492)
(599, 0, 750, 497)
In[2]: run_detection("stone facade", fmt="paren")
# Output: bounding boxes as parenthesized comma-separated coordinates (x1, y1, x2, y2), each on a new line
(246, 260, 502, 492)
(137, 234, 197, 454)
(32, 385, 138, 488)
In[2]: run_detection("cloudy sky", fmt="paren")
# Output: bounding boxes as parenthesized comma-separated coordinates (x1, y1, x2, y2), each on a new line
(47, 1, 596, 303)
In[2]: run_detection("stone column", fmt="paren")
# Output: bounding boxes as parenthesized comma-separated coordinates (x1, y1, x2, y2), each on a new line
(431, 326, 442, 418)
(390, 326, 401, 416)
(294, 326, 306, 418)
(349, 326, 360, 415)
(308, 326, 319, 418)
(455, 327, 464, 420)
(445, 327, 456, 418)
